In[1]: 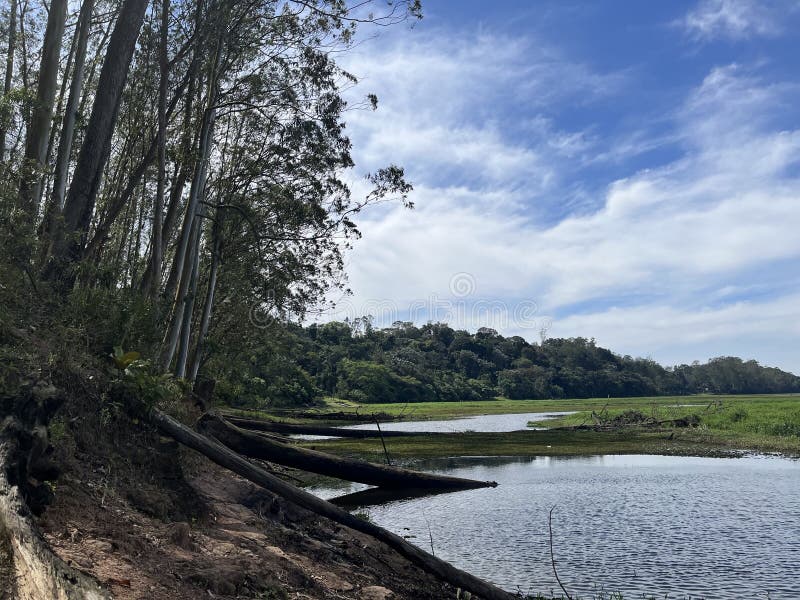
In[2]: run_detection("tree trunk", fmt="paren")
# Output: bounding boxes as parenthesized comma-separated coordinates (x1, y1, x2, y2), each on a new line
(148, 0, 169, 300)
(48, 0, 148, 287)
(225, 415, 427, 439)
(188, 215, 221, 382)
(0, 0, 18, 161)
(49, 0, 94, 213)
(174, 207, 203, 377)
(153, 410, 516, 600)
(160, 89, 217, 371)
(0, 384, 111, 600)
(162, 86, 217, 304)
(18, 0, 67, 229)
(39, 0, 94, 263)
(199, 413, 496, 491)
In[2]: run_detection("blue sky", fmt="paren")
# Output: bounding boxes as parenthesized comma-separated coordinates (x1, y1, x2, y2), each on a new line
(325, 0, 800, 373)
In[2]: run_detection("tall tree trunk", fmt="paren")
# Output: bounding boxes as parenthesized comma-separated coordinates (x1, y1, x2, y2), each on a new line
(159, 69, 218, 371)
(188, 214, 221, 381)
(139, 64, 197, 294)
(174, 209, 203, 377)
(48, 0, 148, 287)
(18, 0, 67, 232)
(148, 0, 169, 300)
(39, 0, 94, 263)
(163, 61, 218, 304)
(85, 68, 190, 262)
(0, 0, 18, 160)
(49, 0, 94, 213)
(162, 211, 199, 372)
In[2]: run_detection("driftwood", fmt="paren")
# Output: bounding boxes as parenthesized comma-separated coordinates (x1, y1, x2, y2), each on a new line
(549, 411, 701, 432)
(199, 413, 496, 491)
(152, 409, 516, 600)
(0, 385, 110, 600)
(224, 415, 424, 438)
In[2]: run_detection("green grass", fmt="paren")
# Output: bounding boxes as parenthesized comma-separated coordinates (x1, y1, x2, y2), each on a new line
(312, 394, 798, 421)
(295, 394, 800, 459)
(529, 395, 800, 451)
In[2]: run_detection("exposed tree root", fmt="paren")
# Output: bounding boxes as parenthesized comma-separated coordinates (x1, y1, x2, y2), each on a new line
(1, 416, 110, 600)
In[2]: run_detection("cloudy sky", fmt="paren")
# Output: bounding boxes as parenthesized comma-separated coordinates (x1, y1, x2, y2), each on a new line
(325, 0, 800, 373)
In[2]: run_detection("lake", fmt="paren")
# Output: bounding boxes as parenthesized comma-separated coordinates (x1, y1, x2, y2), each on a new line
(309, 454, 800, 599)
(342, 411, 576, 433)
(293, 411, 575, 440)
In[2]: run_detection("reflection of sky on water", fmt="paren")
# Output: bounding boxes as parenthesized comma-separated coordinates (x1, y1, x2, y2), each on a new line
(308, 454, 800, 599)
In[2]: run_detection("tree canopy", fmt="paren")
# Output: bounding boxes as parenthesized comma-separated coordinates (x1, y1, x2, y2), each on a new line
(213, 320, 800, 408)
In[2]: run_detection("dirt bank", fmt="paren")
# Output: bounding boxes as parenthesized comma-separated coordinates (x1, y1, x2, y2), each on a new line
(35, 444, 459, 600)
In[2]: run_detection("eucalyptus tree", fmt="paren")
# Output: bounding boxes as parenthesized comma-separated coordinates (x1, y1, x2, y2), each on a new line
(1, 0, 420, 382)
(47, 0, 149, 286)
(0, 0, 18, 160)
(18, 0, 66, 226)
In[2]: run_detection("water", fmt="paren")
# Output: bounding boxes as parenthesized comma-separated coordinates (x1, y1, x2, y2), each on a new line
(309, 454, 800, 599)
(294, 411, 574, 440)
(342, 411, 576, 433)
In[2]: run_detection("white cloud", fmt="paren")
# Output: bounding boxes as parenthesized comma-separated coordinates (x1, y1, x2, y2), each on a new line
(550, 294, 800, 372)
(681, 0, 789, 41)
(340, 29, 621, 191)
(330, 24, 800, 371)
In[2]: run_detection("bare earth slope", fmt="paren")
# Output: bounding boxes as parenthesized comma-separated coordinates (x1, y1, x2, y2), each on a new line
(37, 452, 457, 600)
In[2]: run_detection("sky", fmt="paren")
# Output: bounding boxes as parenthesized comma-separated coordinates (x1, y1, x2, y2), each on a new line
(323, 0, 800, 373)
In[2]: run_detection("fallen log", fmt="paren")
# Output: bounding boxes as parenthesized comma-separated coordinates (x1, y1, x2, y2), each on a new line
(221, 409, 399, 423)
(152, 409, 516, 600)
(225, 415, 427, 438)
(199, 413, 496, 491)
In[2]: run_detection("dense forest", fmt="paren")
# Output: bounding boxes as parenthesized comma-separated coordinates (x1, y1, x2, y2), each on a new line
(213, 319, 800, 408)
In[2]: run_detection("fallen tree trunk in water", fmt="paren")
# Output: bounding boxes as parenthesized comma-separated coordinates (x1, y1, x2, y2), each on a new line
(224, 414, 427, 438)
(199, 413, 496, 491)
(152, 409, 516, 600)
(221, 408, 399, 423)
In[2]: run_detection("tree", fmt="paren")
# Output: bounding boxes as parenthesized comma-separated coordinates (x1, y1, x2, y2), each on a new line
(48, 0, 149, 284)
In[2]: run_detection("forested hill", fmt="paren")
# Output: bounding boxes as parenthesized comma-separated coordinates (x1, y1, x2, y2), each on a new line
(212, 321, 800, 408)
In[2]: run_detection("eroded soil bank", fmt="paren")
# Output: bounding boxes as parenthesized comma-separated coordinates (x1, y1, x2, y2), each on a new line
(35, 448, 458, 600)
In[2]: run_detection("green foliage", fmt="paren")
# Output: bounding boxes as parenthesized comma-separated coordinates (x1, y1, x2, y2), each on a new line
(335, 359, 435, 403)
(226, 321, 800, 406)
(120, 360, 183, 414)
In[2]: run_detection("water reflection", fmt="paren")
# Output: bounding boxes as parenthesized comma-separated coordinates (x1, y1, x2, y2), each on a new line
(308, 454, 800, 599)
(342, 411, 576, 434)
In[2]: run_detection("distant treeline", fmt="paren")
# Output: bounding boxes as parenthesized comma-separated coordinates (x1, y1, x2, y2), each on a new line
(211, 320, 800, 408)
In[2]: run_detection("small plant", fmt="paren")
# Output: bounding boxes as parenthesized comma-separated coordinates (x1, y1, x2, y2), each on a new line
(111, 345, 141, 370)
(353, 510, 372, 523)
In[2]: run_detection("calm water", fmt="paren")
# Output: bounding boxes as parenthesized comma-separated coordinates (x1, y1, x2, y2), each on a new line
(310, 454, 800, 599)
(342, 411, 575, 433)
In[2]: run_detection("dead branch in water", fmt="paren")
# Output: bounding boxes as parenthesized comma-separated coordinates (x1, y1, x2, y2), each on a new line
(548, 506, 572, 600)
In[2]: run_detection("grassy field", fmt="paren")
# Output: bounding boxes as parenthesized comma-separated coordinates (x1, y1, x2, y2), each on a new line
(231, 394, 796, 421)
(286, 394, 800, 459)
